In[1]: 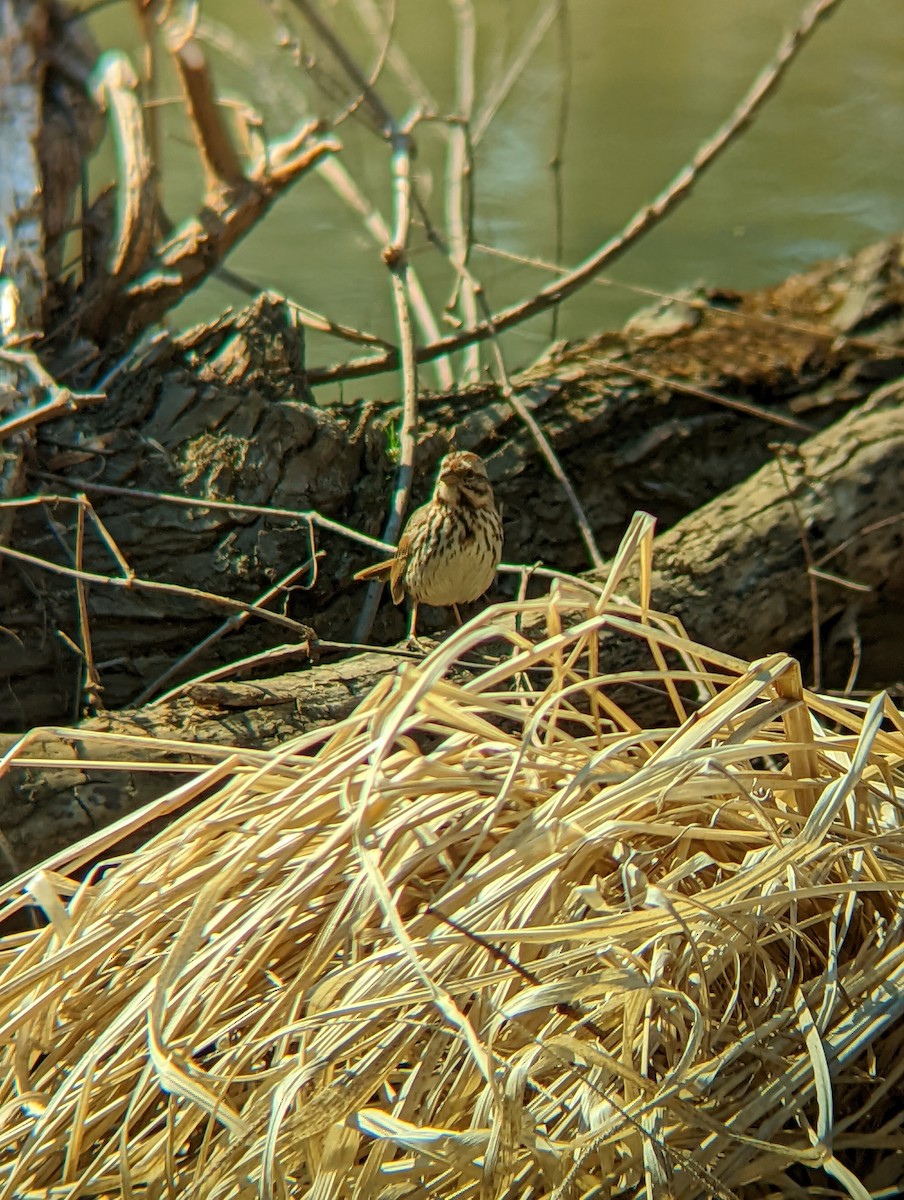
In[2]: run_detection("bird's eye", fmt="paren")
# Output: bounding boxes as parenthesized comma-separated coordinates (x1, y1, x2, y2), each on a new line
(462, 470, 476, 482)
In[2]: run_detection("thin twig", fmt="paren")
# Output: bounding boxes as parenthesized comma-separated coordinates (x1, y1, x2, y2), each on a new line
(154, 634, 429, 704)
(73, 495, 103, 712)
(807, 568, 870, 593)
(314, 155, 455, 391)
(134, 549, 323, 706)
(30, 476, 396, 553)
(814, 515, 904, 571)
(198, 265, 395, 350)
(549, 0, 571, 342)
(0, 544, 317, 640)
(282, 296, 396, 350)
(354, 127, 419, 643)
(287, 0, 396, 134)
(307, 0, 846, 384)
(285, 0, 442, 638)
(383, 196, 605, 569)
(350, 0, 436, 112)
(287, 0, 455, 391)
(838, 607, 863, 696)
(0, 346, 105, 439)
(472, 240, 892, 356)
(470, 0, 560, 145)
(152, 642, 318, 705)
(5, 492, 137, 578)
(475, 288, 605, 570)
(446, 0, 480, 384)
(590, 357, 812, 433)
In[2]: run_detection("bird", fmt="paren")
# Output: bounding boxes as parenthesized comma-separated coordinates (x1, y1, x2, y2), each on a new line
(354, 450, 503, 644)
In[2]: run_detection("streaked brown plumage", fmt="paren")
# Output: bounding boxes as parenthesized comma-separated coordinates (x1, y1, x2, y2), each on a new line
(355, 451, 503, 641)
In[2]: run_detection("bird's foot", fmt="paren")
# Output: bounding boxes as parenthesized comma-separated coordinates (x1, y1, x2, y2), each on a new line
(405, 633, 432, 654)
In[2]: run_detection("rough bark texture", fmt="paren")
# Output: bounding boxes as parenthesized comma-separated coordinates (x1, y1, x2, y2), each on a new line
(2, 237, 902, 731)
(0, 650, 405, 878)
(3, 373, 904, 878)
(0, 0, 46, 328)
(0, 0, 48, 541)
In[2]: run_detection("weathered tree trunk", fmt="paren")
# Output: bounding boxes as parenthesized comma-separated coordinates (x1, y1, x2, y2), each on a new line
(0, 0, 55, 326)
(0, 0, 48, 539)
(1, 237, 902, 729)
(3, 375, 903, 878)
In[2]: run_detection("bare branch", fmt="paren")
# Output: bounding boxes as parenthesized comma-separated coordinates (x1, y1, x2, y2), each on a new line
(473, 288, 605, 571)
(167, 32, 246, 188)
(315, 155, 454, 390)
(84, 122, 337, 341)
(354, 134, 420, 641)
(0, 542, 317, 641)
(446, 0, 479, 384)
(0, 347, 105, 439)
(31, 476, 395, 553)
(72, 496, 103, 711)
(587, 357, 812, 434)
(133, 550, 322, 706)
(88, 50, 155, 283)
(471, 0, 559, 146)
(288, 0, 396, 134)
(350, 0, 435, 112)
(307, 0, 846, 385)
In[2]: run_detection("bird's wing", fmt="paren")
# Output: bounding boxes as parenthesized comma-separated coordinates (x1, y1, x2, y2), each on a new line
(389, 503, 431, 604)
(354, 503, 430, 606)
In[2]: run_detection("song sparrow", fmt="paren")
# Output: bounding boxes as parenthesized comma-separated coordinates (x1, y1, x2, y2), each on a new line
(355, 450, 504, 642)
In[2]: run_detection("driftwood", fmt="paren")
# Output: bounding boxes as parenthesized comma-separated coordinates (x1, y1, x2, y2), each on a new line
(3, 370, 904, 878)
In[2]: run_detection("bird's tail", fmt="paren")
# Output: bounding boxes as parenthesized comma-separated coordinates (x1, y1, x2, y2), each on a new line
(353, 558, 393, 583)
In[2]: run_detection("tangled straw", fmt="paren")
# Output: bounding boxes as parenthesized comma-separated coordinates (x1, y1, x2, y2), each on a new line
(1, 516, 903, 1199)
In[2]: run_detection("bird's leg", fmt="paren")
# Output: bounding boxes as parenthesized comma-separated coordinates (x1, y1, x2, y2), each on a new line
(452, 603, 464, 626)
(405, 602, 427, 652)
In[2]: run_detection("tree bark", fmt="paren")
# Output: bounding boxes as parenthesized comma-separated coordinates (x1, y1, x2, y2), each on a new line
(0, 0, 48, 543)
(1, 236, 902, 729)
(3, 377, 903, 879)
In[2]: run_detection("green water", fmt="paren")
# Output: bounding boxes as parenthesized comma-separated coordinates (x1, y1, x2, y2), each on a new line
(80, 0, 903, 394)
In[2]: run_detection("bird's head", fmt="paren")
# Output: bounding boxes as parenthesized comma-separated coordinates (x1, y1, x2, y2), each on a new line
(435, 451, 495, 508)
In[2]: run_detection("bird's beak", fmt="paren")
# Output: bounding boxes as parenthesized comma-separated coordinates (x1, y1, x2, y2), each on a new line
(440, 469, 459, 486)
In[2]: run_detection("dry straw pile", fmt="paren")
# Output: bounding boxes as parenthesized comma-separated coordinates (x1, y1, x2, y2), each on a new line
(1, 519, 904, 1199)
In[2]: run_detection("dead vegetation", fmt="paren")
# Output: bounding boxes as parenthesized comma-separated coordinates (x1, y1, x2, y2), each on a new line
(2, 523, 904, 1197)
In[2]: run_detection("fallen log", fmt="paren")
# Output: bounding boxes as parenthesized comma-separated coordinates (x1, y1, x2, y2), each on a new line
(3, 376, 902, 878)
(1, 236, 902, 729)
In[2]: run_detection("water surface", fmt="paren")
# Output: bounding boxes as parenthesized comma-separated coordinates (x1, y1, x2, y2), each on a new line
(82, 0, 904, 391)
